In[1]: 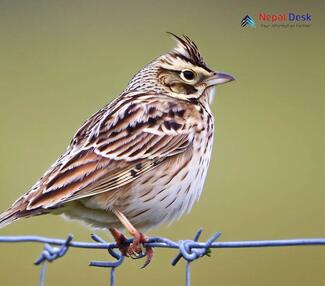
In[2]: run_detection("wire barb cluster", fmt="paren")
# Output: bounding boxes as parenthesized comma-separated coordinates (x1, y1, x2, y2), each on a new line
(172, 229, 221, 265)
(0, 230, 325, 286)
(34, 235, 73, 265)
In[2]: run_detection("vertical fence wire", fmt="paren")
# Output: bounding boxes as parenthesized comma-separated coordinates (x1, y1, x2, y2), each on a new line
(186, 262, 191, 286)
(110, 268, 116, 286)
(39, 262, 47, 286)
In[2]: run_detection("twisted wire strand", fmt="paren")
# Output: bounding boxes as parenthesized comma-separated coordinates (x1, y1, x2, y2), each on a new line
(1, 230, 325, 286)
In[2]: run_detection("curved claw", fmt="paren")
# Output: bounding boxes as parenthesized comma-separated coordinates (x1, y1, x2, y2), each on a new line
(141, 246, 153, 268)
(128, 232, 154, 267)
(128, 247, 145, 259)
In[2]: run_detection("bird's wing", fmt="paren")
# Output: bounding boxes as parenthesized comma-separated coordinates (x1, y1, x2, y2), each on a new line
(27, 93, 195, 210)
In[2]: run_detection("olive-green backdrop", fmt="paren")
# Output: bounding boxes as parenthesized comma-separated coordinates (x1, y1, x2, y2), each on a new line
(0, 1, 324, 285)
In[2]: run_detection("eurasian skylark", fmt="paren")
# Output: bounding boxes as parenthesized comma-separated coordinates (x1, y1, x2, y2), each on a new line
(0, 33, 234, 266)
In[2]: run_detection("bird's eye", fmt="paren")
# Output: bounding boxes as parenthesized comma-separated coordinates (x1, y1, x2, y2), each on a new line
(181, 70, 196, 81)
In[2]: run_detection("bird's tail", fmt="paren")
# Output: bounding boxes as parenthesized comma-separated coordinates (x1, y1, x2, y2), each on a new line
(0, 197, 36, 229)
(0, 207, 22, 228)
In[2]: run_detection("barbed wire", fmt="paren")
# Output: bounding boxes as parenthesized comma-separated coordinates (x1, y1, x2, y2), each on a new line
(0, 229, 325, 286)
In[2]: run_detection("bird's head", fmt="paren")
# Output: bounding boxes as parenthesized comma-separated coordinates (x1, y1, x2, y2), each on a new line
(126, 33, 234, 103)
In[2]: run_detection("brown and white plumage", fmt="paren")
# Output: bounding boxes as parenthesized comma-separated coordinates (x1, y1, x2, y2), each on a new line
(0, 33, 234, 264)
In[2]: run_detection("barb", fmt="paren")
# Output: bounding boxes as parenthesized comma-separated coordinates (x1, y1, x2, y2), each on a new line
(0, 231, 325, 286)
(171, 228, 222, 265)
(34, 235, 73, 265)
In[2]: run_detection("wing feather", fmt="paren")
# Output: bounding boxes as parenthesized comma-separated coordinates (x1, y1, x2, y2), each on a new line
(27, 94, 194, 210)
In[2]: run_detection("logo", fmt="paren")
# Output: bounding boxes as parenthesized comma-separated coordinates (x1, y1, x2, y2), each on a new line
(241, 12, 312, 29)
(259, 12, 312, 22)
(241, 15, 256, 28)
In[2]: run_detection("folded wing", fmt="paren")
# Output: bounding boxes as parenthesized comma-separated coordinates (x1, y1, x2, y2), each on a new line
(26, 93, 194, 210)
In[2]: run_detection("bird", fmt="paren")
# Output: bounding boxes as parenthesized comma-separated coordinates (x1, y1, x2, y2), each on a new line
(0, 33, 234, 267)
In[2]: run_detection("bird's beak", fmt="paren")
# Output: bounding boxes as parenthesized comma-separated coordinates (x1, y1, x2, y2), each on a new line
(205, 72, 235, 86)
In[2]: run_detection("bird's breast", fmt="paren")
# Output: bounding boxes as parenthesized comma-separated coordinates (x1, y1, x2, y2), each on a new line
(117, 113, 214, 230)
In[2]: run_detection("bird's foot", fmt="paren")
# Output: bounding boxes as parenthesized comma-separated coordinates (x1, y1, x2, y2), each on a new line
(109, 227, 153, 268)
(129, 230, 153, 268)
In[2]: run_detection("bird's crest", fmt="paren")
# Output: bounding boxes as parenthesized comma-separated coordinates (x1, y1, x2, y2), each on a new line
(167, 32, 212, 71)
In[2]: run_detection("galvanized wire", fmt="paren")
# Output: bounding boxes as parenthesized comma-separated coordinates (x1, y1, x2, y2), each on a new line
(0, 229, 325, 286)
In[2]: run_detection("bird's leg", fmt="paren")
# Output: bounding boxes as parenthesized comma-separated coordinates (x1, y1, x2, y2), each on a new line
(112, 209, 153, 267)
(109, 227, 129, 257)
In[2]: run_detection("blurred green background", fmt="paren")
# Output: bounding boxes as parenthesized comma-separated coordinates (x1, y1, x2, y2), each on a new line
(0, 0, 324, 285)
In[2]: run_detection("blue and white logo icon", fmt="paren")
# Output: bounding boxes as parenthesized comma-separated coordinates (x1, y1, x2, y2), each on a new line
(241, 15, 256, 27)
